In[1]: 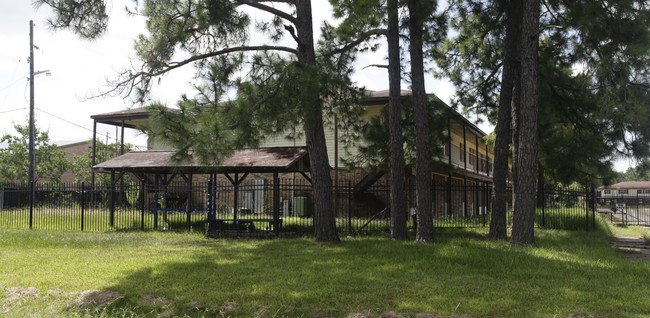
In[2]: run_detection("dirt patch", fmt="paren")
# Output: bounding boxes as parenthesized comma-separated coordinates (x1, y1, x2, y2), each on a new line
(138, 294, 172, 308)
(3, 287, 40, 305)
(347, 312, 470, 318)
(255, 307, 270, 318)
(348, 311, 375, 318)
(75, 290, 123, 308)
(414, 314, 471, 318)
(45, 289, 68, 298)
(156, 308, 174, 318)
(220, 301, 238, 314)
(613, 236, 650, 260)
(187, 300, 205, 311)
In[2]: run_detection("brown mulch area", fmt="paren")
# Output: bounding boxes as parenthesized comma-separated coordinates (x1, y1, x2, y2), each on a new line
(612, 236, 650, 260)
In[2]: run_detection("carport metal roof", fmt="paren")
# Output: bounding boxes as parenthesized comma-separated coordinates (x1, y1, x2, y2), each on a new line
(92, 146, 310, 174)
(90, 107, 158, 129)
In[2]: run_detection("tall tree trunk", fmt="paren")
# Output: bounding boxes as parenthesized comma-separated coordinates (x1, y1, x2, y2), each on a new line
(489, 0, 522, 240)
(408, 0, 434, 242)
(295, 1, 340, 243)
(511, 59, 521, 216)
(387, 0, 408, 240)
(511, 0, 540, 246)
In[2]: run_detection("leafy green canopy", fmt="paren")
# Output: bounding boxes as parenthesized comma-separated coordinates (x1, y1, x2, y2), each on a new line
(0, 121, 70, 184)
(439, 0, 650, 186)
(343, 95, 449, 172)
(37, 0, 350, 242)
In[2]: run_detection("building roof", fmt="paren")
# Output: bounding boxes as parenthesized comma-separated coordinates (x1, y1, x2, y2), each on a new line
(89, 90, 488, 137)
(90, 107, 166, 129)
(362, 89, 488, 137)
(597, 181, 650, 190)
(93, 146, 310, 174)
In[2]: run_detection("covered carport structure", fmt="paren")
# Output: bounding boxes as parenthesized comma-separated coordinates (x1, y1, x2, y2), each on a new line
(92, 146, 311, 234)
(90, 107, 155, 185)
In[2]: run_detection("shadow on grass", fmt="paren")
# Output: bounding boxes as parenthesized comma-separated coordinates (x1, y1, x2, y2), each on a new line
(75, 226, 650, 318)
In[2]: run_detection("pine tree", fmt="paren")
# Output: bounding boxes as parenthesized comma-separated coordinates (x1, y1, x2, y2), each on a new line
(489, 0, 522, 241)
(510, 0, 540, 246)
(38, 0, 342, 242)
(408, 0, 435, 242)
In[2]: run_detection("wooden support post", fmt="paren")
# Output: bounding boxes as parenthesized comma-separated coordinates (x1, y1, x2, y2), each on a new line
(120, 120, 125, 155)
(233, 173, 239, 221)
(91, 120, 97, 187)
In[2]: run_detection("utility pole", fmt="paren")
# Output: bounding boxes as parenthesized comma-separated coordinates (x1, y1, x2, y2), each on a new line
(29, 20, 35, 229)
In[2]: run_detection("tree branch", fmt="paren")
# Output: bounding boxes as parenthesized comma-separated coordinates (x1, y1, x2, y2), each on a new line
(230, 67, 289, 129)
(89, 45, 297, 100)
(362, 64, 388, 69)
(235, 0, 296, 24)
(163, 45, 297, 74)
(325, 28, 387, 57)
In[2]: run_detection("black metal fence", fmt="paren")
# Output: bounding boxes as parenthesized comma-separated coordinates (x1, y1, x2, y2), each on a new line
(0, 181, 595, 236)
(594, 192, 650, 226)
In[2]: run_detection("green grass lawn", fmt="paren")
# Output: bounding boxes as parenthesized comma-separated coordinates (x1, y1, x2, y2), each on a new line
(1, 219, 649, 317)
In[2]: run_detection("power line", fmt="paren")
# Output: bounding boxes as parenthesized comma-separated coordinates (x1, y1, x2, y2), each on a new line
(0, 107, 27, 114)
(0, 77, 25, 93)
(36, 107, 94, 133)
(35, 107, 148, 149)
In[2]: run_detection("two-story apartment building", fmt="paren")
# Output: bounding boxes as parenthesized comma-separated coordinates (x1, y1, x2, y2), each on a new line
(90, 89, 500, 218)
(596, 181, 650, 206)
(256, 90, 496, 188)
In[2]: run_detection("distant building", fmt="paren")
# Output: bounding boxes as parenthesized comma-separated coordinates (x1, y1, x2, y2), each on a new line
(597, 181, 650, 197)
(596, 181, 650, 206)
(57, 141, 91, 183)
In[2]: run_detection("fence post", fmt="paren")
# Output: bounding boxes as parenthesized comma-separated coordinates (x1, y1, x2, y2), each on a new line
(154, 173, 159, 230)
(585, 186, 589, 232)
(29, 181, 34, 229)
(207, 177, 214, 233)
(481, 181, 488, 227)
(186, 174, 193, 231)
(141, 181, 145, 230)
(348, 180, 352, 234)
(109, 171, 115, 228)
(273, 172, 280, 235)
(81, 182, 85, 231)
(591, 187, 596, 230)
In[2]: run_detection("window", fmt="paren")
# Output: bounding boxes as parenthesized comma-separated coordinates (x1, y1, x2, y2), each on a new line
(604, 190, 611, 194)
(619, 190, 628, 195)
(644, 189, 650, 194)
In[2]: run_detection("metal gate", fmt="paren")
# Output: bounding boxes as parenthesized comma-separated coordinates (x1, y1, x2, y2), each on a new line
(595, 193, 650, 226)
